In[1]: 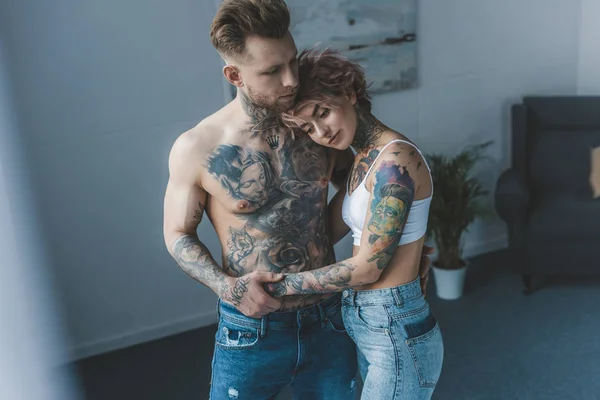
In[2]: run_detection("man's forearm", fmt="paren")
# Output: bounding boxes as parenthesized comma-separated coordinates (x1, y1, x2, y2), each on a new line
(266, 259, 375, 297)
(277, 293, 331, 312)
(171, 234, 240, 303)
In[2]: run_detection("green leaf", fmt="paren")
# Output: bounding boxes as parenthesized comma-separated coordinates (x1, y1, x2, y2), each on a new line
(425, 141, 494, 269)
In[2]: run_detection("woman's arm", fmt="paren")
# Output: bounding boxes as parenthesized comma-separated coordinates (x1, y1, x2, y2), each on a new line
(266, 145, 417, 297)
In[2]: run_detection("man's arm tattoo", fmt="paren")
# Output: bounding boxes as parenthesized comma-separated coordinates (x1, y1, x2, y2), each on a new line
(192, 202, 205, 225)
(265, 261, 361, 296)
(230, 276, 250, 306)
(172, 235, 232, 299)
(277, 294, 331, 312)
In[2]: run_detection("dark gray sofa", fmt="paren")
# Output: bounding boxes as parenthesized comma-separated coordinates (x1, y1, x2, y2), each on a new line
(495, 96, 600, 294)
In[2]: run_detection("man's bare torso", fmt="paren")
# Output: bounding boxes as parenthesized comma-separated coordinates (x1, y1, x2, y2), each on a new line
(192, 101, 336, 279)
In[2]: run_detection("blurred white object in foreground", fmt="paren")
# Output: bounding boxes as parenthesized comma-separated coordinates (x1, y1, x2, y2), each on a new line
(0, 40, 80, 400)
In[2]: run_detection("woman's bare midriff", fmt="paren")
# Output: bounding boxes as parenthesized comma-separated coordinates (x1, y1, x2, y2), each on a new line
(353, 235, 426, 290)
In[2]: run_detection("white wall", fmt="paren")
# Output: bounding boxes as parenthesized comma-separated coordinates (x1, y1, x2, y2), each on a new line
(373, 0, 580, 254)
(578, 0, 600, 94)
(1, 0, 582, 360)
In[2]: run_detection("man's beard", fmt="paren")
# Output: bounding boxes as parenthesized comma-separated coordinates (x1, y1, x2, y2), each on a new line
(247, 86, 296, 113)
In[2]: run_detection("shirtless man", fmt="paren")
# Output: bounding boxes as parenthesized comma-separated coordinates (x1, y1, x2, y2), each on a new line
(163, 1, 429, 398)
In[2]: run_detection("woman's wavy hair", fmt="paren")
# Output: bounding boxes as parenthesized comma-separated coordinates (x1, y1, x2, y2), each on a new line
(282, 48, 371, 129)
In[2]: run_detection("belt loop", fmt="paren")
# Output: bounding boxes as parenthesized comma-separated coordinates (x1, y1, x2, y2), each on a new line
(391, 287, 403, 307)
(260, 314, 267, 337)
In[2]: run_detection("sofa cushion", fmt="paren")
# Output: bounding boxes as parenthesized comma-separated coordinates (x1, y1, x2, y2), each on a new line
(529, 130, 600, 197)
(528, 195, 600, 239)
(592, 146, 600, 198)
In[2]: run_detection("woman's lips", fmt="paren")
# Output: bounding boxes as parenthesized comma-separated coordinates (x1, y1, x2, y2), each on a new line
(328, 130, 340, 145)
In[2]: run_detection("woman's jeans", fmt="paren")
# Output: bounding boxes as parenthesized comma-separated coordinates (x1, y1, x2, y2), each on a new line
(342, 277, 444, 399)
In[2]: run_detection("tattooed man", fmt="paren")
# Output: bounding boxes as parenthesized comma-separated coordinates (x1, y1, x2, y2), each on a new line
(163, 1, 430, 399)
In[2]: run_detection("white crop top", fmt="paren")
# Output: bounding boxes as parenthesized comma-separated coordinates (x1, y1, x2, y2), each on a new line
(341, 139, 433, 247)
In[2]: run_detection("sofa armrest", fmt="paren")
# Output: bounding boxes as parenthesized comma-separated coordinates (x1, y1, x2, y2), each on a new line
(495, 168, 529, 219)
(495, 168, 529, 249)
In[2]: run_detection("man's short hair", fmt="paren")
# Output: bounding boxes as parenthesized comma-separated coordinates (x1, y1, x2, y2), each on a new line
(210, 0, 291, 60)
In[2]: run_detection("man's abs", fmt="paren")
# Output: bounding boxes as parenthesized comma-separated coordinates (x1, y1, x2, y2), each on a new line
(205, 189, 333, 277)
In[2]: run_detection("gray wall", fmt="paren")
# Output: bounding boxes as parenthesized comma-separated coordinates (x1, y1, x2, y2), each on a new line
(2, 0, 226, 360)
(0, 0, 583, 360)
(578, 0, 600, 94)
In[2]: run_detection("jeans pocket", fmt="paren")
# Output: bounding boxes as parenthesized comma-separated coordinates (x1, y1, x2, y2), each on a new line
(355, 305, 389, 333)
(405, 312, 444, 388)
(215, 318, 260, 350)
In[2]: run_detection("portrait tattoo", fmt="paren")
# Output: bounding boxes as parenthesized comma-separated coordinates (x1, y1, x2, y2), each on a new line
(366, 161, 415, 269)
(205, 134, 334, 277)
(207, 145, 275, 209)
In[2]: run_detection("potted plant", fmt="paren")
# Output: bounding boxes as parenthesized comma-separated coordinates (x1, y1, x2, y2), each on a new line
(425, 141, 494, 300)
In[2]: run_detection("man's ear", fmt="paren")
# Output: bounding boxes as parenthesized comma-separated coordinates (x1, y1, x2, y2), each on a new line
(223, 64, 244, 87)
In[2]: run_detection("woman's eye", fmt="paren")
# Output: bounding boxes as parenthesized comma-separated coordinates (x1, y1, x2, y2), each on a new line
(305, 126, 314, 134)
(320, 108, 330, 118)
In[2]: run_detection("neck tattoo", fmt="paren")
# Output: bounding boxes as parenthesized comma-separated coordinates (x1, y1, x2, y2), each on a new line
(240, 91, 284, 142)
(352, 108, 386, 151)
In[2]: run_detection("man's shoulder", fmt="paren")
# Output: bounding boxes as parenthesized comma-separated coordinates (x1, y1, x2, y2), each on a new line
(171, 123, 210, 158)
(171, 110, 229, 154)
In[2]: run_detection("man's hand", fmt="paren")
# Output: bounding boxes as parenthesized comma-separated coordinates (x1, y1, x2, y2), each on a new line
(223, 271, 284, 318)
(419, 245, 434, 296)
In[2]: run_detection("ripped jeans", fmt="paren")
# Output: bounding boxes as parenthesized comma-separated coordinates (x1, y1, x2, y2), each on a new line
(209, 293, 357, 400)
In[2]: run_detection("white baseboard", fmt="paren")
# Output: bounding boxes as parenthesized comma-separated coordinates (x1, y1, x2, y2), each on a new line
(65, 309, 218, 363)
(462, 233, 508, 259)
(429, 233, 508, 263)
(64, 234, 507, 363)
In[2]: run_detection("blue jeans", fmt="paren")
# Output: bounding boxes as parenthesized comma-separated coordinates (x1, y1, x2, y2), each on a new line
(342, 277, 444, 400)
(210, 293, 358, 400)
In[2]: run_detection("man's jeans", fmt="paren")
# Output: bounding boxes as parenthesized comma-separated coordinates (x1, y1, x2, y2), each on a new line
(210, 293, 357, 400)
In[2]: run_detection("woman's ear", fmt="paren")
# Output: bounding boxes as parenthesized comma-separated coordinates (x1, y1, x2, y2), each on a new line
(223, 64, 244, 87)
(348, 90, 357, 105)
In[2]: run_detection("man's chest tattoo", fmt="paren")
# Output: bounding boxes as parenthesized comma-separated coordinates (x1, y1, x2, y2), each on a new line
(206, 134, 333, 275)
